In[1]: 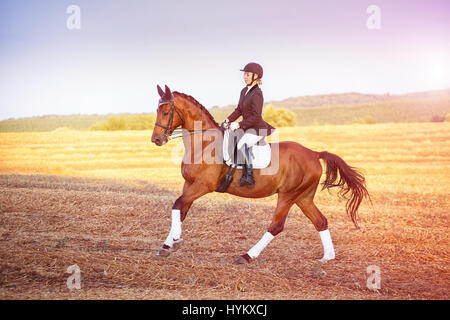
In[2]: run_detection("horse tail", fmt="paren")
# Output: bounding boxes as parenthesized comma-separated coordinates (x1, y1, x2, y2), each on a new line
(318, 151, 371, 229)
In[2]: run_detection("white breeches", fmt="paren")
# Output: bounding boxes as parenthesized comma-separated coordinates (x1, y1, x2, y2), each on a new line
(237, 132, 265, 150)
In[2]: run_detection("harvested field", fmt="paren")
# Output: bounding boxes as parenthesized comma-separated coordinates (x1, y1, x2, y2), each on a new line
(0, 123, 448, 299)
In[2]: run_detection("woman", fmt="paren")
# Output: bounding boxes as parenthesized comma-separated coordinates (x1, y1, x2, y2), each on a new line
(222, 62, 276, 188)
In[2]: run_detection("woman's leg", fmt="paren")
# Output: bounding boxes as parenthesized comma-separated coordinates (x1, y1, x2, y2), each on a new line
(237, 132, 264, 187)
(237, 132, 265, 150)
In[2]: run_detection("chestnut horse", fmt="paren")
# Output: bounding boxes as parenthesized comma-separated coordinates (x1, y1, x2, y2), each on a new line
(151, 85, 370, 264)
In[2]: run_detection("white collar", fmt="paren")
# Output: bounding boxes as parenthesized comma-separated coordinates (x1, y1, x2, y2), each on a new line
(245, 83, 257, 94)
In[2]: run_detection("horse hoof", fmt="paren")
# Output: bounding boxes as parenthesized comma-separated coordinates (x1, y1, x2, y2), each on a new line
(318, 255, 335, 263)
(235, 254, 251, 264)
(172, 238, 184, 251)
(156, 247, 171, 257)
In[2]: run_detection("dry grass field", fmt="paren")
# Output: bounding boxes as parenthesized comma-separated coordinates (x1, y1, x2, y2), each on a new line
(0, 122, 448, 299)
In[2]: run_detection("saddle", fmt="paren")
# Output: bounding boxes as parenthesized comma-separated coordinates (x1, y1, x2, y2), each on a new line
(222, 128, 271, 168)
(216, 128, 271, 192)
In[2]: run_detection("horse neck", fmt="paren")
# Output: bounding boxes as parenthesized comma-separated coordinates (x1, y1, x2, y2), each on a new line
(176, 95, 218, 132)
(175, 94, 223, 160)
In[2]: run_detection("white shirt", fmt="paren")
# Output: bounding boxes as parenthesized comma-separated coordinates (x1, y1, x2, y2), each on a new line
(245, 83, 257, 95)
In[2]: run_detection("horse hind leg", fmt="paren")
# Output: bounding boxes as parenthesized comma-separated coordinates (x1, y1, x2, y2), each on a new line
(296, 188, 335, 262)
(235, 192, 296, 264)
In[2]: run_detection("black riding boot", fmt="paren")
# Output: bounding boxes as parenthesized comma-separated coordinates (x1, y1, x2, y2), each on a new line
(239, 143, 255, 188)
(239, 163, 247, 185)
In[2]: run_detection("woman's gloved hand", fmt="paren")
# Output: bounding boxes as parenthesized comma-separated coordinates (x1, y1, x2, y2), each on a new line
(221, 118, 230, 129)
(229, 122, 240, 131)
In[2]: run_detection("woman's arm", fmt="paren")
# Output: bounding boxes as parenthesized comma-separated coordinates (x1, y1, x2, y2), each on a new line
(226, 87, 248, 123)
(227, 104, 242, 123)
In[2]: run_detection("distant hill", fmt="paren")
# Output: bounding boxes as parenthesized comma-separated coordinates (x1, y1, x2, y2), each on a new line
(275, 88, 450, 109)
(211, 88, 450, 112)
(1, 89, 449, 132)
(209, 88, 450, 125)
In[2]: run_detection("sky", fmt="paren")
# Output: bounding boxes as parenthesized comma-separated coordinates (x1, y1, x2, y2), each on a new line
(0, 0, 449, 120)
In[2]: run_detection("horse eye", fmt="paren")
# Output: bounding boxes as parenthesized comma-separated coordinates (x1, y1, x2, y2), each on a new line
(163, 112, 169, 116)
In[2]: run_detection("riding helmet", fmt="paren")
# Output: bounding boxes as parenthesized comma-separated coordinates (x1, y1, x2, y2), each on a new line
(240, 62, 263, 79)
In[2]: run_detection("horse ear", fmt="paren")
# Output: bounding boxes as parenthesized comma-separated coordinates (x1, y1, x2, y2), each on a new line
(157, 85, 165, 98)
(165, 85, 172, 97)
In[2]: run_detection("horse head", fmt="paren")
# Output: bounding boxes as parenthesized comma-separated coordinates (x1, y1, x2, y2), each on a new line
(151, 85, 184, 146)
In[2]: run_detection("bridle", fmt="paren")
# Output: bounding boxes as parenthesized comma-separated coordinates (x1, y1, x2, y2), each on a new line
(154, 94, 185, 140)
(154, 94, 222, 141)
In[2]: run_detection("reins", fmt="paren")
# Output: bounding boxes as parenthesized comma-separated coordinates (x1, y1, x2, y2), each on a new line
(168, 128, 221, 140)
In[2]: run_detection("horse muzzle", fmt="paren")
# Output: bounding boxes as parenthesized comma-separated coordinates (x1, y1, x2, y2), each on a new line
(151, 135, 167, 146)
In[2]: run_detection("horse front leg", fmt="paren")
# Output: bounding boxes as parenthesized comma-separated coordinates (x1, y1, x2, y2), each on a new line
(166, 185, 194, 252)
(156, 181, 210, 257)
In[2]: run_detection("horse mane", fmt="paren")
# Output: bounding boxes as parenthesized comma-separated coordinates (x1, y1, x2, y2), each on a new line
(173, 91, 219, 128)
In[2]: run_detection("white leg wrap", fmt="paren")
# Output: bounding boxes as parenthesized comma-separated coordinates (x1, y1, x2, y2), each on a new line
(247, 232, 275, 259)
(319, 229, 335, 261)
(163, 209, 182, 247)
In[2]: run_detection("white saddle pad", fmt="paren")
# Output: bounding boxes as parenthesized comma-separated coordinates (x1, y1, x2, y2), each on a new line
(222, 128, 271, 169)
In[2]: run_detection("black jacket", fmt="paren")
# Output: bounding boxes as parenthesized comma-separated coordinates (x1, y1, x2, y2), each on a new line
(227, 84, 275, 136)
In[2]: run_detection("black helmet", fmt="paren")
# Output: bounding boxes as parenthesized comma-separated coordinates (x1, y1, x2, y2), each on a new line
(240, 62, 263, 79)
